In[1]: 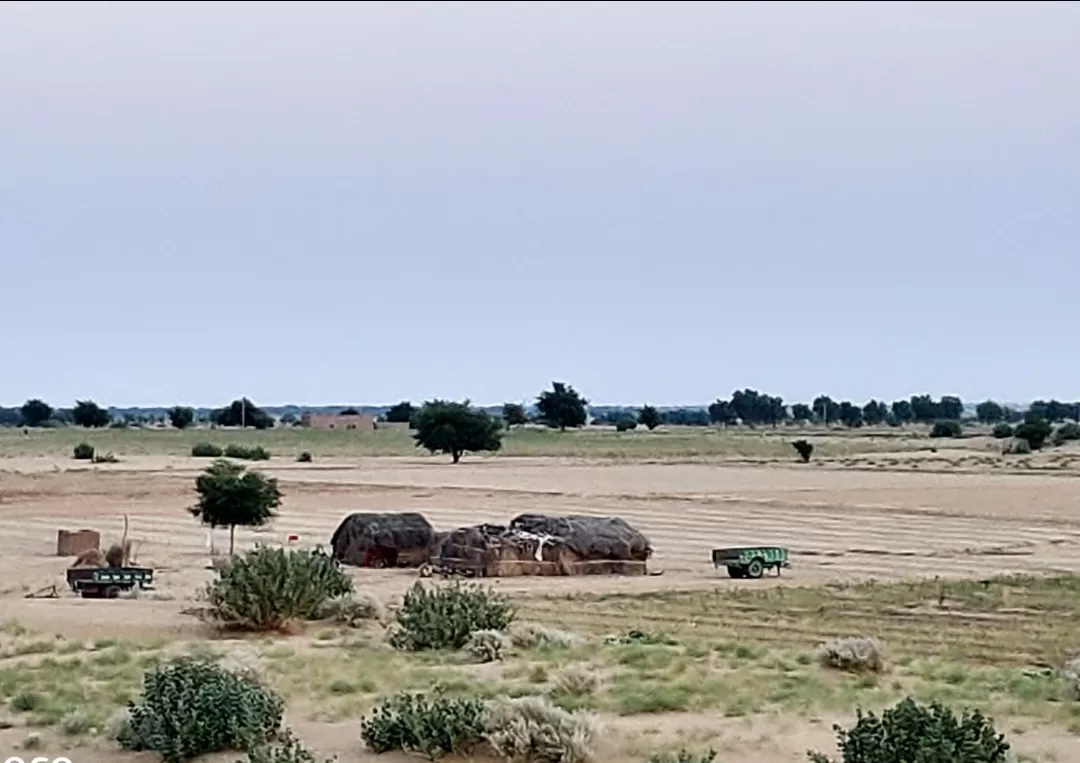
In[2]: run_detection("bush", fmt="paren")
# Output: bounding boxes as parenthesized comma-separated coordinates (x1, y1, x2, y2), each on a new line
(552, 666, 600, 698)
(991, 423, 1014, 439)
(615, 418, 638, 432)
(224, 444, 271, 461)
(73, 442, 95, 460)
(191, 442, 223, 457)
(201, 546, 353, 631)
(316, 592, 385, 626)
(360, 689, 485, 760)
(509, 623, 583, 650)
(483, 695, 596, 763)
(389, 581, 514, 651)
(792, 439, 813, 463)
(816, 636, 885, 673)
(1002, 437, 1032, 455)
(1052, 422, 1080, 447)
(296, 451, 313, 463)
(929, 420, 962, 438)
(241, 728, 335, 763)
(118, 658, 284, 763)
(464, 629, 512, 663)
(1014, 419, 1052, 450)
(807, 697, 1009, 763)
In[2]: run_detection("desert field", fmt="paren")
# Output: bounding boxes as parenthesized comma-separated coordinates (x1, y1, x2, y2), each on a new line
(1, 426, 1080, 762)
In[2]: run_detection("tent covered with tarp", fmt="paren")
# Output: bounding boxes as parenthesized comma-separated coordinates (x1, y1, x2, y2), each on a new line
(431, 514, 652, 577)
(330, 512, 436, 568)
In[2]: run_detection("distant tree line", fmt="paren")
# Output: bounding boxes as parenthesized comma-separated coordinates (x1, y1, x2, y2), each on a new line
(4, 386, 1079, 438)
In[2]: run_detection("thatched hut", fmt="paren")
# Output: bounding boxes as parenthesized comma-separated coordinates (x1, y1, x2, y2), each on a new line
(432, 514, 652, 577)
(330, 512, 436, 568)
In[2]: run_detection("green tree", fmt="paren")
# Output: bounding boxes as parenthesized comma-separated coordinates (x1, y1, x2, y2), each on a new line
(638, 405, 661, 430)
(890, 399, 914, 424)
(535, 382, 588, 431)
(413, 400, 502, 464)
(189, 459, 282, 555)
(813, 396, 840, 425)
(169, 406, 195, 429)
(384, 401, 416, 424)
(862, 400, 887, 426)
(214, 398, 273, 429)
(975, 400, 1004, 424)
(501, 403, 528, 428)
(708, 399, 737, 425)
(20, 398, 53, 427)
(790, 403, 814, 423)
(72, 399, 111, 428)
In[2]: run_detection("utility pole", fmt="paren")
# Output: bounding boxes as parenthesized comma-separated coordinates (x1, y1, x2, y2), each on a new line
(241, 397, 246, 428)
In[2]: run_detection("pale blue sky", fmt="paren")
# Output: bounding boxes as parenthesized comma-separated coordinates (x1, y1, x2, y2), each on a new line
(2, 1, 1078, 408)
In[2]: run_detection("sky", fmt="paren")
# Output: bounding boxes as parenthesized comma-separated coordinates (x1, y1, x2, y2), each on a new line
(2, 1, 1078, 408)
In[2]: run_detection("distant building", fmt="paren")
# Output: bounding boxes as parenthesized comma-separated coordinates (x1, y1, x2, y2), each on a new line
(300, 412, 376, 430)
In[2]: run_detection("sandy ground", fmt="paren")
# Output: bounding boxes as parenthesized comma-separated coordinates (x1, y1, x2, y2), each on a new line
(2, 455, 1080, 761)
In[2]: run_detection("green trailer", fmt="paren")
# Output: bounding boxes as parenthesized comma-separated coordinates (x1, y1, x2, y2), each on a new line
(711, 546, 789, 579)
(66, 566, 155, 599)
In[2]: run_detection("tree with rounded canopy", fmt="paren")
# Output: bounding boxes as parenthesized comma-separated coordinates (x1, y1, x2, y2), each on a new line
(413, 400, 502, 464)
(384, 401, 416, 424)
(189, 459, 282, 555)
(168, 406, 195, 429)
(638, 405, 661, 430)
(501, 402, 528, 428)
(72, 399, 111, 428)
(535, 381, 588, 431)
(214, 398, 274, 429)
(20, 399, 53, 427)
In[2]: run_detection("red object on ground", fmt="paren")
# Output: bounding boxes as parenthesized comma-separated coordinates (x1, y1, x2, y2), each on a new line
(287, 534, 300, 543)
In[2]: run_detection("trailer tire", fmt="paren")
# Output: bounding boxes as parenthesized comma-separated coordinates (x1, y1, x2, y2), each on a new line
(726, 565, 746, 579)
(746, 558, 765, 579)
(104, 586, 120, 599)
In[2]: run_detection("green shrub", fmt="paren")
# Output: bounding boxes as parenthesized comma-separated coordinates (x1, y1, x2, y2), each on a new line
(191, 442, 223, 457)
(389, 581, 514, 651)
(483, 695, 596, 763)
(73, 442, 95, 460)
(615, 418, 637, 432)
(1014, 419, 1052, 450)
(118, 658, 284, 763)
(929, 420, 962, 438)
(296, 451, 313, 463)
(991, 423, 1013, 439)
(201, 546, 352, 631)
(1052, 422, 1080, 447)
(807, 697, 1009, 763)
(360, 689, 485, 760)
(224, 444, 271, 461)
(792, 439, 813, 463)
(240, 728, 335, 763)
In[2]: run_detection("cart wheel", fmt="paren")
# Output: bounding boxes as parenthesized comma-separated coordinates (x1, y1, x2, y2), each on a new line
(104, 586, 120, 599)
(746, 558, 765, 579)
(418, 564, 434, 578)
(370, 557, 387, 569)
(726, 565, 746, 579)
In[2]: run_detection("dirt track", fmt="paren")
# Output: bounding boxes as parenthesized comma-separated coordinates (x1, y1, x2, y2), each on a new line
(3, 456, 1080, 636)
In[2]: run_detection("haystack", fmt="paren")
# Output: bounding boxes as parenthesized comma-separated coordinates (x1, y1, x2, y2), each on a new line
(432, 514, 652, 577)
(330, 512, 436, 568)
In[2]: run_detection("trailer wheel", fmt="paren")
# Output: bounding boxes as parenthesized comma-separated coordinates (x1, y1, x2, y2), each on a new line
(746, 558, 765, 579)
(104, 586, 121, 599)
(726, 565, 746, 579)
